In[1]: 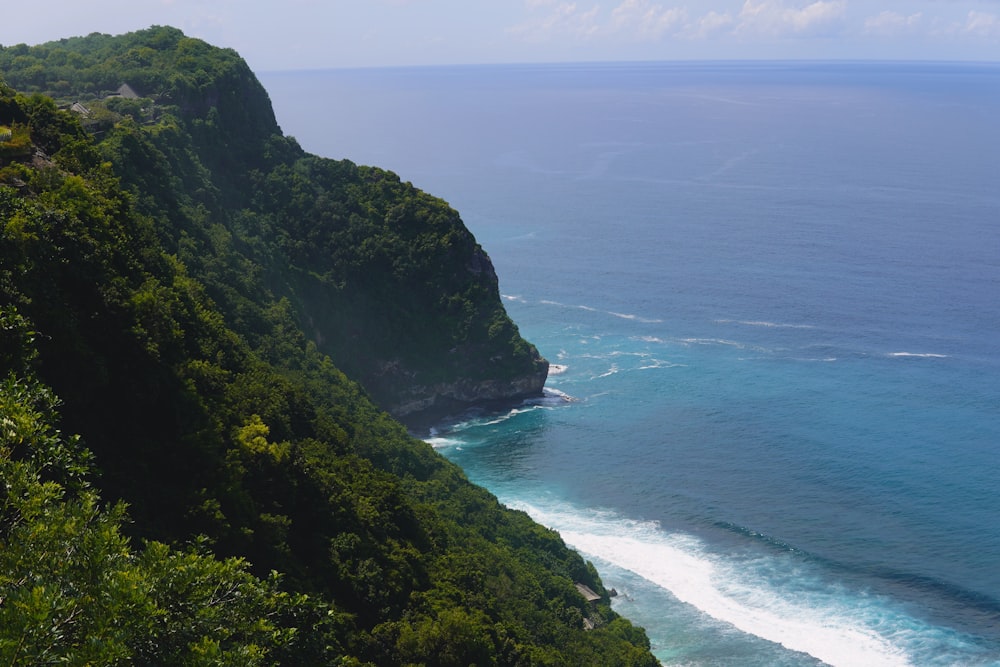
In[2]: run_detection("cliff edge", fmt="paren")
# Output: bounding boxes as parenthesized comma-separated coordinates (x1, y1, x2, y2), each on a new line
(0, 26, 547, 419)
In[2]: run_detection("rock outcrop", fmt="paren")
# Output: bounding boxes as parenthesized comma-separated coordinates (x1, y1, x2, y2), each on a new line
(385, 360, 549, 421)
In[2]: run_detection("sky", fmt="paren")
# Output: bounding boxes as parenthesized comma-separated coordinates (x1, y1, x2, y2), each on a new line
(4, 1, 999, 71)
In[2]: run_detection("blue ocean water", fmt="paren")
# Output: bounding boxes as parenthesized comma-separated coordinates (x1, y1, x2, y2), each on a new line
(259, 62, 1000, 666)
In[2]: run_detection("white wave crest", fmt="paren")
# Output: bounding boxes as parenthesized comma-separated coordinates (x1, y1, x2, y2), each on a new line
(681, 337, 746, 349)
(541, 387, 574, 400)
(423, 435, 465, 449)
(540, 299, 597, 313)
(526, 388, 575, 407)
(536, 299, 662, 324)
(581, 351, 656, 360)
(511, 501, 915, 667)
(609, 311, 664, 324)
(481, 406, 542, 426)
(888, 352, 949, 359)
(594, 364, 620, 379)
(638, 359, 684, 370)
(716, 319, 815, 329)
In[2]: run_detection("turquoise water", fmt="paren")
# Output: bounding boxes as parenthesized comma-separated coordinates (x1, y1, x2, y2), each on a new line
(261, 62, 1000, 666)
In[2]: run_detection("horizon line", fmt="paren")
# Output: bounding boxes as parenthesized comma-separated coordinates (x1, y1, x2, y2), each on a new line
(260, 57, 1000, 75)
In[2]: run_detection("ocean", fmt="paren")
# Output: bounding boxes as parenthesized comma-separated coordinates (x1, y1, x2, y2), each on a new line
(259, 62, 1000, 666)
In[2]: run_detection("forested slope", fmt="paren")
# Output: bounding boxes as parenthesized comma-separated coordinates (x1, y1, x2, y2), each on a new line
(0, 28, 657, 665)
(0, 25, 548, 419)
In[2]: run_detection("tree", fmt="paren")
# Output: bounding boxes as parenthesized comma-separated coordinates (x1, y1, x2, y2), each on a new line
(0, 367, 307, 666)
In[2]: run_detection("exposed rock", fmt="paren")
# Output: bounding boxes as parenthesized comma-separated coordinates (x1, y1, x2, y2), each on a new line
(575, 583, 602, 603)
(386, 359, 549, 424)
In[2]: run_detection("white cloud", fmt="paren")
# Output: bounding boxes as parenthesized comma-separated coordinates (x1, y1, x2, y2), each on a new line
(512, 0, 690, 43)
(611, 0, 688, 39)
(964, 10, 1000, 38)
(498, 0, 1000, 62)
(928, 8, 1000, 40)
(735, 0, 847, 37)
(689, 9, 736, 39)
(509, 2, 601, 42)
(864, 10, 922, 36)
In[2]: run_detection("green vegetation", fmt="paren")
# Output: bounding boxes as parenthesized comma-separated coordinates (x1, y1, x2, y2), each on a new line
(0, 371, 309, 665)
(0, 122, 30, 159)
(0, 26, 547, 417)
(0, 28, 657, 665)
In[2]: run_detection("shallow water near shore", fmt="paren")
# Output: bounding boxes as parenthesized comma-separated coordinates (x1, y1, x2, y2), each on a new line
(261, 62, 1000, 665)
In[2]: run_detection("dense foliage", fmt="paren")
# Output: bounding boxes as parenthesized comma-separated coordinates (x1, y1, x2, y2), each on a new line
(0, 29, 657, 665)
(0, 26, 548, 417)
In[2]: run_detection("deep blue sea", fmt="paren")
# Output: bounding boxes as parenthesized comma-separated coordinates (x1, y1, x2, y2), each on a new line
(259, 62, 1000, 666)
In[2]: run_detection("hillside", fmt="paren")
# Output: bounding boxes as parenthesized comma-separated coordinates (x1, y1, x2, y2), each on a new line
(0, 25, 547, 421)
(0, 27, 657, 665)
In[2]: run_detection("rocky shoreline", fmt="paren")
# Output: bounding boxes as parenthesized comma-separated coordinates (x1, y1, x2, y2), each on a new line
(389, 361, 550, 429)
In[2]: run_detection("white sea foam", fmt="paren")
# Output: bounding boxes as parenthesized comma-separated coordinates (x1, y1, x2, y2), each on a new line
(581, 351, 654, 360)
(681, 337, 779, 356)
(540, 299, 598, 313)
(888, 352, 949, 359)
(681, 337, 746, 349)
(548, 364, 568, 375)
(716, 319, 816, 330)
(638, 358, 684, 370)
(576, 350, 681, 371)
(609, 311, 664, 324)
(511, 501, 915, 667)
(594, 364, 620, 379)
(481, 406, 542, 426)
(541, 386, 573, 400)
(537, 299, 662, 324)
(423, 435, 465, 449)
(526, 387, 575, 408)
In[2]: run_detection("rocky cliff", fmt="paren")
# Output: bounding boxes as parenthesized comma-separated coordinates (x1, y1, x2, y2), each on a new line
(0, 26, 548, 418)
(380, 361, 549, 419)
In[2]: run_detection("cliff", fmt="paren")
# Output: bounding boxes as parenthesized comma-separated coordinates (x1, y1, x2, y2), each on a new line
(0, 26, 547, 421)
(252, 157, 550, 422)
(0, 28, 653, 665)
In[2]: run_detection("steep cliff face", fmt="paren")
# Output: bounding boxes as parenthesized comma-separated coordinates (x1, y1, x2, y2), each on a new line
(302, 257, 551, 422)
(257, 158, 550, 421)
(0, 27, 547, 416)
(378, 362, 548, 424)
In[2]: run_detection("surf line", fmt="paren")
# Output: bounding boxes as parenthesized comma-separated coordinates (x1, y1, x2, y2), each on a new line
(567, 531, 912, 667)
(511, 501, 912, 667)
